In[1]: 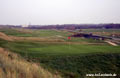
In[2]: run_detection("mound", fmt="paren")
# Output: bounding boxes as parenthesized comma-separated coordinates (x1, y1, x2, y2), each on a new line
(0, 48, 61, 78)
(0, 32, 13, 41)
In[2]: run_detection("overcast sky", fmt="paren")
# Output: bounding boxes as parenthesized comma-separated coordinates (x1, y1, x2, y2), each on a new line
(0, 0, 120, 25)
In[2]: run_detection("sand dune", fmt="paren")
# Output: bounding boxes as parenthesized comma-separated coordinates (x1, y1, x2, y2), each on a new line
(0, 47, 61, 78)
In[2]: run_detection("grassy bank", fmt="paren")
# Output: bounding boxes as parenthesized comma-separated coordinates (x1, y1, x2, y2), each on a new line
(0, 47, 61, 78)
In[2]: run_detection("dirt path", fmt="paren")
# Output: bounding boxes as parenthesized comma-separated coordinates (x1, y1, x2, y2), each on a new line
(105, 41, 118, 46)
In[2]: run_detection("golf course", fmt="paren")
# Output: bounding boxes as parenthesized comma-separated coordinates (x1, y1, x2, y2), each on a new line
(0, 28, 120, 78)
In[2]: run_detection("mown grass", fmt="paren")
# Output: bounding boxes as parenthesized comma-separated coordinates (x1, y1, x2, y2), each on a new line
(32, 29, 69, 37)
(1, 40, 120, 55)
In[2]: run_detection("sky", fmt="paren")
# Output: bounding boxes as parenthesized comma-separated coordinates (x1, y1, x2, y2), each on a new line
(0, 0, 120, 25)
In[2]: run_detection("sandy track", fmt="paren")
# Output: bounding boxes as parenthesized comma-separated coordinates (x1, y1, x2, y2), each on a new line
(105, 41, 118, 46)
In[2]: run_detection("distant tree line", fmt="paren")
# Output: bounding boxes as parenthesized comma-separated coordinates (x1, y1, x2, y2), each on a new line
(0, 24, 120, 29)
(27, 24, 120, 29)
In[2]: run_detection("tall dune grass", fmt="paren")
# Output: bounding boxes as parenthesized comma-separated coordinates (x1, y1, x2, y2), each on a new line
(0, 48, 61, 78)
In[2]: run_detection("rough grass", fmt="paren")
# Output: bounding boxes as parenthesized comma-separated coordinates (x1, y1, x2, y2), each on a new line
(82, 29, 120, 36)
(0, 48, 61, 78)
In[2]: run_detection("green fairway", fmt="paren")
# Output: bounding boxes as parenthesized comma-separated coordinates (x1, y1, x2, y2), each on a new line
(2, 41, 120, 56)
(32, 29, 69, 37)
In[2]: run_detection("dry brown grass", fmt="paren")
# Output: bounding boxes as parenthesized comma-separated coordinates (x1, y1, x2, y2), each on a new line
(13, 28, 33, 34)
(0, 32, 13, 41)
(0, 48, 62, 78)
